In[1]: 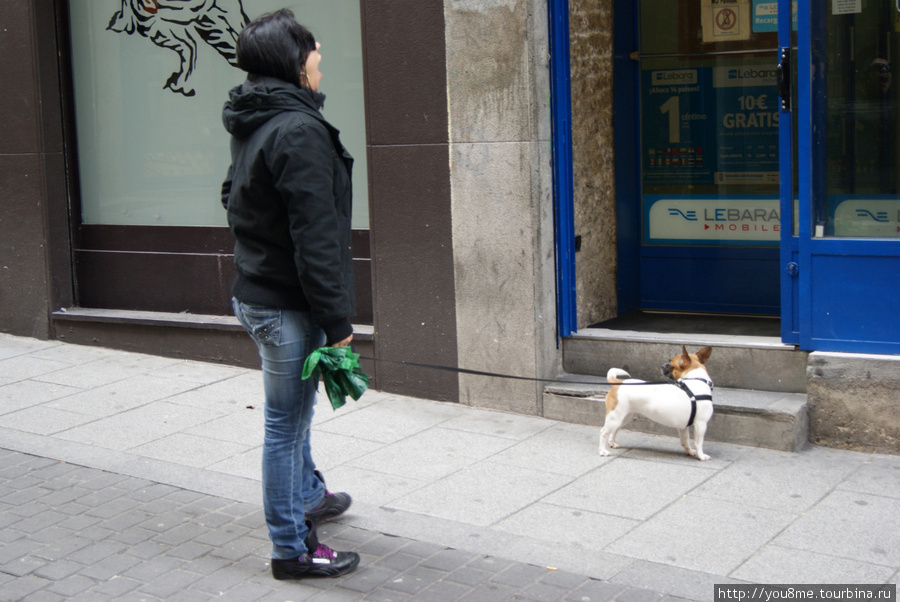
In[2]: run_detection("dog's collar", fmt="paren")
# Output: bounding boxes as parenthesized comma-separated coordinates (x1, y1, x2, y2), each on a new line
(674, 378, 713, 427)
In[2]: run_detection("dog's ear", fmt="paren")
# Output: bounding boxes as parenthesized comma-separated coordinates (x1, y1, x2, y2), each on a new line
(679, 346, 691, 369)
(696, 346, 712, 364)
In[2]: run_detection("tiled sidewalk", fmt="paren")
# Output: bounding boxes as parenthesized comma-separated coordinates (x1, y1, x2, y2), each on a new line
(0, 449, 667, 601)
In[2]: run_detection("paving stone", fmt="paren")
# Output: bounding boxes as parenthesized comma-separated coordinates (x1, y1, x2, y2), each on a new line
(518, 581, 572, 601)
(385, 566, 444, 595)
(419, 547, 471, 572)
(32, 559, 85, 581)
(65, 541, 126, 565)
(165, 589, 218, 602)
(373, 551, 423, 572)
(567, 579, 628, 601)
(107, 525, 157, 546)
(138, 568, 205, 598)
(615, 587, 668, 602)
(33, 535, 91, 561)
(445, 565, 494, 586)
(338, 566, 396, 593)
(152, 521, 211, 546)
(76, 552, 143, 581)
(538, 568, 590, 589)
(0, 574, 52, 600)
(167, 540, 215, 561)
(190, 567, 254, 595)
(89, 574, 142, 597)
(1, 554, 48, 577)
(357, 532, 412, 557)
(466, 581, 519, 601)
(491, 562, 551, 587)
(416, 579, 474, 601)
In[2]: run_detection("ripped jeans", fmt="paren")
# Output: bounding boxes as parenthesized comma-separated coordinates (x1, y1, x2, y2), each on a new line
(232, 299, 326, 559)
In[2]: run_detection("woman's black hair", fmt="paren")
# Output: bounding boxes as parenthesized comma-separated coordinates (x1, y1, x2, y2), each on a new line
(235, 9, 317, 87)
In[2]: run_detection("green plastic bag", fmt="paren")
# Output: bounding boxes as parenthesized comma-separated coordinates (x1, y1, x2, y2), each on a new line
(302, 347, 369, 410)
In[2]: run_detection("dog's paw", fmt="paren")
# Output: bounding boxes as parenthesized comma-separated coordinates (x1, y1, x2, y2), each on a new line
(609, 441, 620, 449)
(697, 453, 711, 461)
(599, 449, 611, 457)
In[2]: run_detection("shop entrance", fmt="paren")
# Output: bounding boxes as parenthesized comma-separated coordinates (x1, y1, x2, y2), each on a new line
(616, 0, 784, 316)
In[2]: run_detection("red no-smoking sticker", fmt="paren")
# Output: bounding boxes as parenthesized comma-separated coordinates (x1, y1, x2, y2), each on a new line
(715, 8, 737, 31)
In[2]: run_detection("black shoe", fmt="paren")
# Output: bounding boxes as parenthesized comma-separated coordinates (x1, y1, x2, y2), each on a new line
(306, 470, 352, 524)
(271, 546, 360, 579)
(271, 521, 360, 580)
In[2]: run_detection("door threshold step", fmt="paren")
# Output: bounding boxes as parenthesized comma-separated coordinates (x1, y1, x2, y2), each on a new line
(543, 378, 808, 452)
(563, 330, 808, 393)
(573, 327, 790, 349)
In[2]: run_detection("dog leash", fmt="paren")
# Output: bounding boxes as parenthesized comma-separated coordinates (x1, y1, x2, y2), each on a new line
(356, 355, 677, 387)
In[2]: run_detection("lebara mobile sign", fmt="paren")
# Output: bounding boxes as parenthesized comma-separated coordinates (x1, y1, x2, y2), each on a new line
(830, 196, 900, 237)
(645, 195, 780, 245)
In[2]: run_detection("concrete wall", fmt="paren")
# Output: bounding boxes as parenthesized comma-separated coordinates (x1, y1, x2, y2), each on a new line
(808, 352, 900, 454)
(445, 0, 558, 414)
(569, 0, 617, 328)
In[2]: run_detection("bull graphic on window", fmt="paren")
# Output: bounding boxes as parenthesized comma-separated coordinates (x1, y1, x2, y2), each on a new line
(108, 0, 249, 97)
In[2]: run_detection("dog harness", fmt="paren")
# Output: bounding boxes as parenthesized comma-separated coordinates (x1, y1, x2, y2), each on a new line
(674, 378, 714, 427)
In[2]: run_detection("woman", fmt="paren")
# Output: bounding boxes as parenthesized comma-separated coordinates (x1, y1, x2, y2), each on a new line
(221, 9, 359, 579)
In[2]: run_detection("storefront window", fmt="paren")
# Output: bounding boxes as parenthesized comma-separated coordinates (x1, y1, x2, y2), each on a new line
(68, 1, 368, 228)
(639, 0, 783, 247)
(821, 0, 900, 238)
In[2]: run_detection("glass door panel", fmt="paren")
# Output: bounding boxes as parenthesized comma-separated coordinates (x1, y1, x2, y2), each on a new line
(637, 0, 782, 314)
(796, 0, 900, 353)
(820, 1, 900, 238)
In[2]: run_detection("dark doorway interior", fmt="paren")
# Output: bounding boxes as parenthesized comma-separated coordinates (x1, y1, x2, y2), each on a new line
(591, 310, 781, 337)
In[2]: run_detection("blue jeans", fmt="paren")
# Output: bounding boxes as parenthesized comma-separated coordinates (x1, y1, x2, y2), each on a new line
(232, 299, 326, 559)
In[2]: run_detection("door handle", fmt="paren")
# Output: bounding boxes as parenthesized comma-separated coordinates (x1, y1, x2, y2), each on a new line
(777, 47, 791, 112)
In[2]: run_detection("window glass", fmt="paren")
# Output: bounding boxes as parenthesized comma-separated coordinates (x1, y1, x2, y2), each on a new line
(68, 1, 369, 228)
(638, 1, 782, 247)
(821, 0, 900, 238)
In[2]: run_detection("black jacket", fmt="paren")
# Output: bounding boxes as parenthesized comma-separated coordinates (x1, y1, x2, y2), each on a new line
(221, 76, 355, 344)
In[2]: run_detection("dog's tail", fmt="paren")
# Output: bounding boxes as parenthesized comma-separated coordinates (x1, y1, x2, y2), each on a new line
(606, 368, 631, 384)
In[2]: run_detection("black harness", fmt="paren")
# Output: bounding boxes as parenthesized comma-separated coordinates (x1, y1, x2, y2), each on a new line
(673, 378, 714, 427)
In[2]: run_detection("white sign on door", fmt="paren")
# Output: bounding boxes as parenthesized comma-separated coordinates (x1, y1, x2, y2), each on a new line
(832, 0, 862, 15)
(702, 0, 752, 42)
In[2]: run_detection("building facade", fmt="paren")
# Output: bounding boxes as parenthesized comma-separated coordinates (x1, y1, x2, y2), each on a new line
(2, 0, 898, 451)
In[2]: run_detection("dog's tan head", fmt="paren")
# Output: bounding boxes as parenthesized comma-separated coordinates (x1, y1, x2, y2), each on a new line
(662, 346, 712, 380)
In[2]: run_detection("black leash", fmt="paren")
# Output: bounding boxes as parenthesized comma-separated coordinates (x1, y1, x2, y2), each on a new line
(357, 355, 675, 387)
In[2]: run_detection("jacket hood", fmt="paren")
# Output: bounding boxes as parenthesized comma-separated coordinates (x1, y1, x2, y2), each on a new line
(222, 76, 327, 138)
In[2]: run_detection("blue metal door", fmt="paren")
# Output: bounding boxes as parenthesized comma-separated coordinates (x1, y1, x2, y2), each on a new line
(792, 0, 900, 353)
(777, 0, 799, 344)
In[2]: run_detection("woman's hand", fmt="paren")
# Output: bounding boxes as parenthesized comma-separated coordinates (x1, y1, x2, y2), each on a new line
(331, 335, 353, 348)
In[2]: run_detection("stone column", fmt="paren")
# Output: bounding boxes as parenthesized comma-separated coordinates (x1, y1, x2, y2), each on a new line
(445, 0, 558, 413)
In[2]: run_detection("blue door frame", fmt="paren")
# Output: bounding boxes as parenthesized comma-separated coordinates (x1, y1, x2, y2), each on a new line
(778, 0, 800, 344)
(548, 0, 900, 354)
(548, 0, 577, 338)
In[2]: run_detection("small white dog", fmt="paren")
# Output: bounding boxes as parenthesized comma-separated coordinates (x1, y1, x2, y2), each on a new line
(600, 346, 714, 460)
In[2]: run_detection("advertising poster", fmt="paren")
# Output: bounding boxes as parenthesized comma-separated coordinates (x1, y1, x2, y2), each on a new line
(752, 0, 798, 33)
(641, 62, 781, 245)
